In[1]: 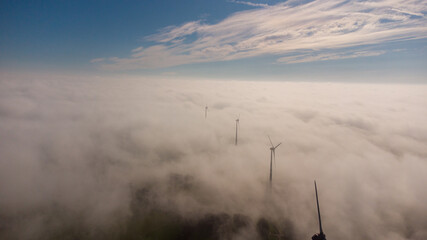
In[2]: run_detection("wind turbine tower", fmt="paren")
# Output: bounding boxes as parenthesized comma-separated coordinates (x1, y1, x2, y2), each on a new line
(205, 105, 208, 119)
(235, 115, 239, 145)
(268, 136, 281, 188)
(312, 181, 327, 240)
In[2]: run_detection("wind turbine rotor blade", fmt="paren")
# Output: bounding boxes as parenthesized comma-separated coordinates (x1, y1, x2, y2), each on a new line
(268, 135, 274, 147)
(275, 142, 282, 149)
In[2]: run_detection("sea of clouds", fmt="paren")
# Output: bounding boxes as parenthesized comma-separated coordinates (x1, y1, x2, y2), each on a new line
(0, 75, 426, 239)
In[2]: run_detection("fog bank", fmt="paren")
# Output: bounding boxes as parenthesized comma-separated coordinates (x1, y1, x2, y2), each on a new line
(0, 76, 426, 239)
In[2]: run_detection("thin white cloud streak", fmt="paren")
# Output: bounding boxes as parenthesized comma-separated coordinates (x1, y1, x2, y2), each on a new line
(145, 21, 202, 43)
(89, 58, 105, 63)
(93, 0, 427, 70)
(131, 46, 143, 52)
(229, 0, 270, 8)
(277, 49, 387, 64)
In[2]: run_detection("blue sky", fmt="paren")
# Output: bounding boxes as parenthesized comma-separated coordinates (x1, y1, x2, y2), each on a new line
(1, 0, 426, 82)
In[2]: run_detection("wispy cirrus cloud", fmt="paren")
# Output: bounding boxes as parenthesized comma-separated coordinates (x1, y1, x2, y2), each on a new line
(92, 0, 427, 70)
(277, 49, 387, 64)
(228, 0, 270, 8)
(145, 21, 202, 43)
(90, 58, 105, 63)
(131, 46, 144, 53)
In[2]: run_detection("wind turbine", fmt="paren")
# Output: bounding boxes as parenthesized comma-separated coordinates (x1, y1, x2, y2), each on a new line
(268, 136, 281, 188)
(205, 105, 208, 119)
(312, 181, 327, 240)
(235, 115, 240, 145)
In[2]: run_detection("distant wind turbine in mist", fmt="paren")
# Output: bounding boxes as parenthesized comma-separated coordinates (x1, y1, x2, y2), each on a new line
(235, 115, 239, 145)
(205, 105, 208, 119)
(268, 136, 281, 189)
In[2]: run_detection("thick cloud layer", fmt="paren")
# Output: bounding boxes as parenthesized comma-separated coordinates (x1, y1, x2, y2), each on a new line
(0, 76, 426, 239)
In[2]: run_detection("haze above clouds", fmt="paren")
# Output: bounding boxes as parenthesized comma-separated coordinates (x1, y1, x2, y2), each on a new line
(1, 76, 426, 239)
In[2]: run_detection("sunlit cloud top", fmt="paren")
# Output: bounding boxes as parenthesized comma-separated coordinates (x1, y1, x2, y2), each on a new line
(93, 0, 427, 70)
